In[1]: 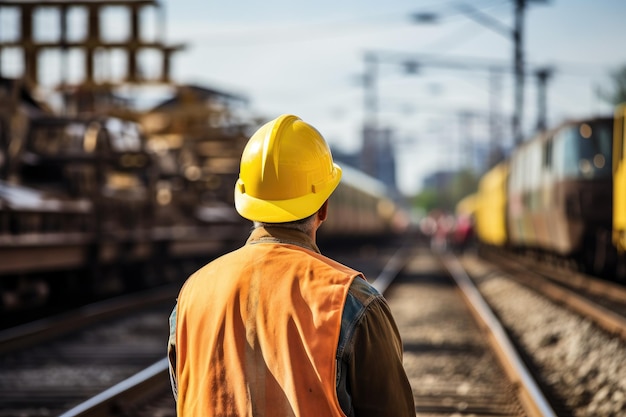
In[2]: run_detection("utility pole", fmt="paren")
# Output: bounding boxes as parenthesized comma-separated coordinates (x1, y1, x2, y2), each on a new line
(510, 0, 550, 143)
(535, 67, 553, 132)
(489, 68, 503, 166)
(454, 1, 526, 146)
(442, 1, 549, 146)
(512, 0, 525, 146)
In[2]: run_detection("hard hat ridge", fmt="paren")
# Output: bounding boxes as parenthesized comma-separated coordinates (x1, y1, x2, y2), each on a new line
(259, 114, 293, 182)
(234, 114, 342, 223)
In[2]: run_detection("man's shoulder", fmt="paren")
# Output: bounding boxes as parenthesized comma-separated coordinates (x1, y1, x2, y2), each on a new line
(341, 277, 383, 331)
(337, 277, 385, 358)
(347, 276, 382, 306)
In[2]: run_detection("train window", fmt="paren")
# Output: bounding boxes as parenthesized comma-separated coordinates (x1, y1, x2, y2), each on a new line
(527, 142, 542, 191)
(553, 127, 579, 179)
(578, 120, 612, 179)
(543, 138, 553, 169)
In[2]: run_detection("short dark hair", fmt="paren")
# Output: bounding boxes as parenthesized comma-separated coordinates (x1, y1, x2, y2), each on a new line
(253, 212, 316, 234)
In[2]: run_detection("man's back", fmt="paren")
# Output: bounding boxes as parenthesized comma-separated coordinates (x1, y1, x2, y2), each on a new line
(173, 227, 360, 416)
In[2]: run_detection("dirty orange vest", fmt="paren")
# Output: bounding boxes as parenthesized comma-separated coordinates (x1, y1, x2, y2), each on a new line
(175, 240, 360, 416)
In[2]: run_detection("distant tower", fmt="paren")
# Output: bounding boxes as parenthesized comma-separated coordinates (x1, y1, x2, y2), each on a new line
(377, 127, 397, 189)
(360, 125, 378, 178)
(360, 125, 397, 191)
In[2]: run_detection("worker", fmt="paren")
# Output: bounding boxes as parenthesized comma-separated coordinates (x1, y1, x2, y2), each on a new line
(168, 114, 415, 416)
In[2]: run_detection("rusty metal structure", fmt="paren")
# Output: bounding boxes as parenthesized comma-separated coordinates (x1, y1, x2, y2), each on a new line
(0, 0, 189, 179)
(0, 1, 258, 310)
(0, 1, 183, 86)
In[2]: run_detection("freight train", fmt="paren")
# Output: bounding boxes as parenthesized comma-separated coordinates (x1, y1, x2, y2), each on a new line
(471, 114, 621, 280)
(0, 86, 408, 311)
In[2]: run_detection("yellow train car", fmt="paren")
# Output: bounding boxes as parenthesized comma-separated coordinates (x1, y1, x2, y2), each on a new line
(475, 162, 509, 247)
(456, 193, 477, 218)
(613, 104, 626, 254)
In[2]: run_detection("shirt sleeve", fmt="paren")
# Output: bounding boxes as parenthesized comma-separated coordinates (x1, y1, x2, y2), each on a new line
(348, 296, 415, 417)
(168, 303, 178, 401)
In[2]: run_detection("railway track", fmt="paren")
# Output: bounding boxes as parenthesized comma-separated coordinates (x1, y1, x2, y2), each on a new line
(0, 285, 179, 416)
(441, 255, 555, 417)
(461, 250, 626, 416)
(30, 243, 559, 417)
(481, 249, 626, 339)
(389, 248, 555, 417)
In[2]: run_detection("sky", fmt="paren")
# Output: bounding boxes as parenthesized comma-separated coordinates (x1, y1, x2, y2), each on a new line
(155, 0, 626, 195)
(4, 0, 626, 195)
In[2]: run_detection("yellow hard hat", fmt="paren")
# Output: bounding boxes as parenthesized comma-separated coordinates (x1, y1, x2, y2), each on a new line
(234, 114, 342, 222)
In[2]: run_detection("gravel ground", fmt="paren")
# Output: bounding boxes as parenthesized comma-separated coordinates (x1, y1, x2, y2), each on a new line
(461, 253, 626, 417)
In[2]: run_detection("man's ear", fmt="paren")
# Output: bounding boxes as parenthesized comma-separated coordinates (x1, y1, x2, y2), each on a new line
(318, 200, 329, 222)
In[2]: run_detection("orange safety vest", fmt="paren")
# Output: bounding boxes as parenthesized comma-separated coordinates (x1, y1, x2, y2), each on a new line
(175, 238, 361, 416)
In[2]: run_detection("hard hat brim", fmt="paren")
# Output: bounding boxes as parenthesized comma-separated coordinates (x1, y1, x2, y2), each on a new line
(235, 164, 342, 223)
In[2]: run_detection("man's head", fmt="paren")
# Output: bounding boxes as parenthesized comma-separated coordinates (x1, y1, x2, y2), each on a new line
(234, 114, 342, 223)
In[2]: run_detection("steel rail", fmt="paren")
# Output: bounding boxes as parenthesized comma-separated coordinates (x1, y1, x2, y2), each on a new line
(0, 284, 178, 355)
(371, 245, 411, 294)
(513, 265, 626, 339)
(441, 254, 558, 417)
(58, 358, 170, 417)
(488, 250, 626, 306)
(486, 251, 626, 340)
